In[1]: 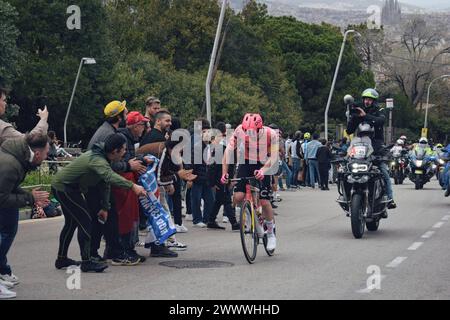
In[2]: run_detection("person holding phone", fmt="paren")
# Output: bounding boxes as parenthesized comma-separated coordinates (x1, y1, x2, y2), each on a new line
(0, 88, 49, 146)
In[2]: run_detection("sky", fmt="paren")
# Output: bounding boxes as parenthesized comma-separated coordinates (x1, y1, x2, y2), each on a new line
(398, 0, 449, 9)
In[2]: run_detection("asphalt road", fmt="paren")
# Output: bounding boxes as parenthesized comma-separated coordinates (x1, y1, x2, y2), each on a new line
(8, 179, 450, 300)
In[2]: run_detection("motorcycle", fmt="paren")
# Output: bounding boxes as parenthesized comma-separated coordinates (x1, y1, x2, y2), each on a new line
(408, 148, 436, 190)
(335, 137, 391, 239)
(390, 150, 408, 185)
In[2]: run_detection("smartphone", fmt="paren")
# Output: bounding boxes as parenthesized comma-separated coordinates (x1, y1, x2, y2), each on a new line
(36, 96, 48, 110)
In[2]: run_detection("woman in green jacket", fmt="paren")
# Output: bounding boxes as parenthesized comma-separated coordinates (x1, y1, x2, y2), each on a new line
(52, 134, 146, 273)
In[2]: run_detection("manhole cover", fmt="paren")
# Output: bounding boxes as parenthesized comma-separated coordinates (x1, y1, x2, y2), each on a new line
(159, 260, 234, 269)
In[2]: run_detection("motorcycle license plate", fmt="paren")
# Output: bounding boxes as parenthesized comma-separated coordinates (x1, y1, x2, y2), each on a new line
(415, 170, 423, 174)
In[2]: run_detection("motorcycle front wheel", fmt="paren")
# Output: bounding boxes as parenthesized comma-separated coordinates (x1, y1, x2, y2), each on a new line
(351, 193, 365, 239)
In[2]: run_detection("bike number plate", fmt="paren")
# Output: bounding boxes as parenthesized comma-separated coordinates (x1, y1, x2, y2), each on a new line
(415, 170, 423, 174)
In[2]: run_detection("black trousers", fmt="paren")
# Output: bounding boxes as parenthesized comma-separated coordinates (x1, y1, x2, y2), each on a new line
(53, 188, 92, 261)
(210, 186, 237, 224)
(85, 187, 121, 259)
(171, 177, 183, 226)
(319, 163, 330, 189)
(185, 187, 192, 215)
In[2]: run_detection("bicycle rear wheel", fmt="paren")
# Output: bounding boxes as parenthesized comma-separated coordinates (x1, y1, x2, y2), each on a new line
(240, 200, 258, 264)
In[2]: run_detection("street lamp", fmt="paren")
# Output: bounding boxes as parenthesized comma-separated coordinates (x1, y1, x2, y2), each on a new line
(206, 0, 227, 125)
(64, 57, 96, 147)
(424, 74, 450, 129)
(324, 30, 361, 140)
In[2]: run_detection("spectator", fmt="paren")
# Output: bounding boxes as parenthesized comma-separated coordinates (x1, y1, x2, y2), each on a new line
(303, 133, 322, 188)
(112, 111, 150, 265)
(290, 131, 303, 188)
(317, 139, 332, 191)
(0, 133, 50, 298)
(209, 122, 239, 231)
(47, 131, 58, 174)
(138, 110, 182, 257)
(86, 100, 129, 263)
(144, 96, 161, 130)
(52, 134, 146, 273)
(0, 87, 49, 146)
(187, 119, 215, 228)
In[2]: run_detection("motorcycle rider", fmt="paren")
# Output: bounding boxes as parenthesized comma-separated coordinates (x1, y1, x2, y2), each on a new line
(391, 139, 405, 158)
(412, 138, 434, 156)
(346, 88, 397, 209)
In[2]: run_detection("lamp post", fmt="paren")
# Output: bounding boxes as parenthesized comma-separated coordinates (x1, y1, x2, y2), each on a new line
(206, 0, 227, 125)
(324, 30, 361, 140)
(64, 57, 96, 147)
(424, 74, 450, 129)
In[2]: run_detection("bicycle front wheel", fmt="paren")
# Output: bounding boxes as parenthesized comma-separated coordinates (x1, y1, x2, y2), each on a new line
(240, 200, 258, 264)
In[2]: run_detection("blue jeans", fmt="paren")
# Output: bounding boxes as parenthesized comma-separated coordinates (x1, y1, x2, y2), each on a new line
(443, 164, 450, 189)
(191, 183, 215, 224)
(291, 158, 301, 186)
(380, 162, 393, 199)
(307, 159, 320, 188)
(278, 160, 292, 189)
(0, 208, 19, 275)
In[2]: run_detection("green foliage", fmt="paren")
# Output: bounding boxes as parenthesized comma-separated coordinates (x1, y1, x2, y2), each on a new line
(0, 0, 21, 87)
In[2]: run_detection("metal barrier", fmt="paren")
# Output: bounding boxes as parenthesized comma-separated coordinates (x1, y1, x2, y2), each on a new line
(21, 160, 73, 190)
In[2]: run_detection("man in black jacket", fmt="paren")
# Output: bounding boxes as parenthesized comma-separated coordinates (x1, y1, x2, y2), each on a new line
(188, 119, 215, 228)
(209, 122, 239, 231)
(346, 88, 396, 209)
(317, 139, 332, 190)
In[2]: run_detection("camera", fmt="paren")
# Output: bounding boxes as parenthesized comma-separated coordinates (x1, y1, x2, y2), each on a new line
(344, 94, 359, 116)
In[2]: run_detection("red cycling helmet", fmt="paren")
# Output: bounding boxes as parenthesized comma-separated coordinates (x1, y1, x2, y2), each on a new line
(241, 113, 263, 131)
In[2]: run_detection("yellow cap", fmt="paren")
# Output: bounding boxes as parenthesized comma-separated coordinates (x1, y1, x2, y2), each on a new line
(104, 100, 126, 118)
(304, 132, 311, 139)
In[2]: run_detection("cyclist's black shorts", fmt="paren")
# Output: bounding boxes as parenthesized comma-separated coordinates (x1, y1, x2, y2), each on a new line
(234, 163, 273, 200)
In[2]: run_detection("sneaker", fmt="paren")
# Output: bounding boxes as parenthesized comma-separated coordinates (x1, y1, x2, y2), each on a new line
(271, 203, 278, 209)
(80, 261, 108, 273)
(207, 222, 226, 230)
(176, 224, 188, 233)
(231, 222, 240, 232)
(0, 273, 19, 286)
(167, 239, 188, 251)
(55, 258, 81, 270)
(387, 200, 397, 209)
(193, 222, 207, 228)
(445, 189, 450, 197)
(0, 284, 16, 299)
(90, 253, 106, 263)
(0, 278, 14, 289)
(222, 216, 229, 223)
(266, 234, 277, 251)
(112, 254, 140, 266)
(150, 245, 178, 258)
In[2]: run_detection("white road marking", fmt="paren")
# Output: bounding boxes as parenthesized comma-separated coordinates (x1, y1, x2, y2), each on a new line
(433, 222, 445, 229)
(386, 257, 407, 268)
(407, 242, 423, 251)
(421, 231, 435, 239)
(442, 215, 450, 221)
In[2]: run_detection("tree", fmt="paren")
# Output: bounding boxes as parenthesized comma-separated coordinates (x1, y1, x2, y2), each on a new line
(380, 17, 450, 108)
(0, 0, 21, 87)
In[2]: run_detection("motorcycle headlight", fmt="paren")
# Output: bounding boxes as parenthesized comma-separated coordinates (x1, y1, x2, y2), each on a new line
(350, 163, 369, 173)
(439, 159, 445, 165)
(415, 160, 423, 167)
(432, 164, 437, 170)
(391, 161, 396, 166)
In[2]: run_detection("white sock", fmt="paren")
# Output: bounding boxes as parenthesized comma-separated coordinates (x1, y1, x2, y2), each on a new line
(265, 220, 275, 235)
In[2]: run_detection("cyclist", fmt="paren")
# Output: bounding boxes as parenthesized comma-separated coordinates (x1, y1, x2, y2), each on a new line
(221, 113, 279, 251)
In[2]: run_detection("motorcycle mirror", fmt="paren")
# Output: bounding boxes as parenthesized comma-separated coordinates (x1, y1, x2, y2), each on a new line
(344, 94, 354, 105)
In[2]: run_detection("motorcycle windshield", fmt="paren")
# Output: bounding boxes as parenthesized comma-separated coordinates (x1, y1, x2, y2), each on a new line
(415, 148, 426, 160)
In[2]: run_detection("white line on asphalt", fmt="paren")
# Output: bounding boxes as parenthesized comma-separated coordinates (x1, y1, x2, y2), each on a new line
(421, 231, 435, 238)
(386, 257, 407, 268)
(442, 215, 450, 221)
(357, 275, 386, 294)
(433, 222, 445, 229)
(407, 242, 423, 251)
